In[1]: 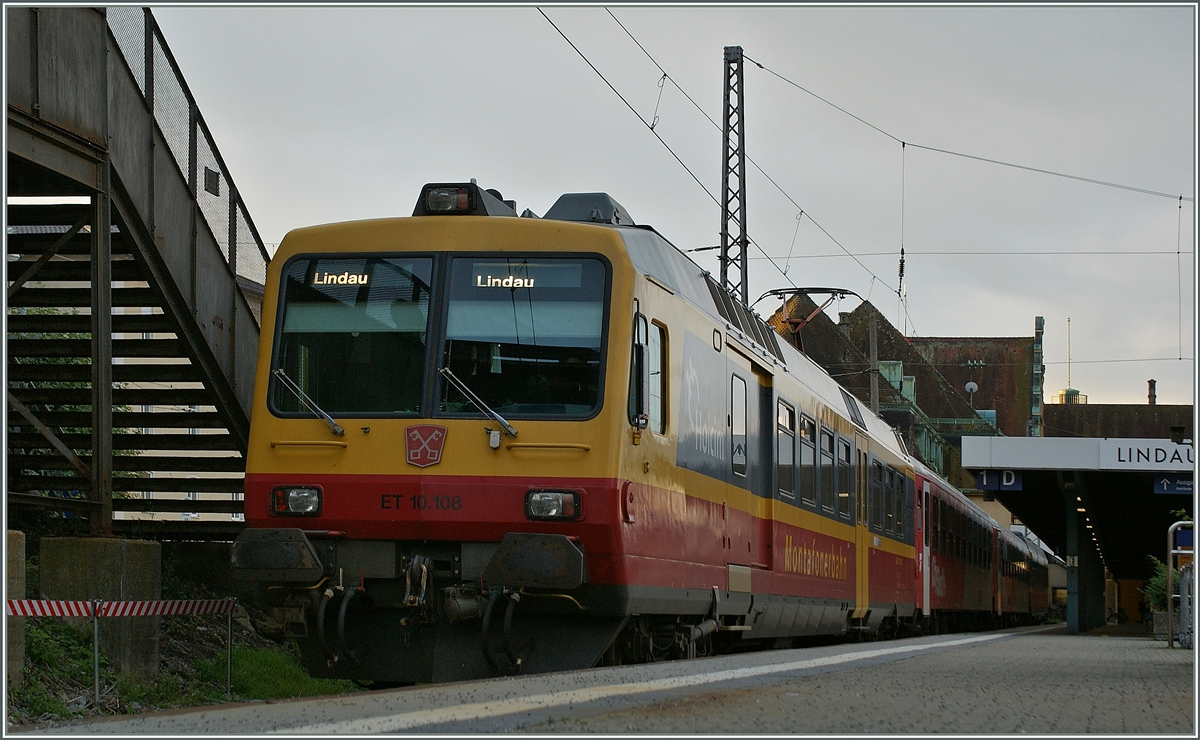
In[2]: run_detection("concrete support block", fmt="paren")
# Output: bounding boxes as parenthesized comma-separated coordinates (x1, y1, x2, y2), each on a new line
(7, 530, 27, 688)
(39, 537, 161, 680)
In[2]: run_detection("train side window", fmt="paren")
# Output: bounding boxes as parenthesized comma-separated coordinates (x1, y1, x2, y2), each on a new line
(957, 510, 965, 561)
(819, 430, 835, 513)
(798, 416, 816, 505)
(951, 509, 959, 560)
(931, 496, 940, 554)
(869, 461, 883, 531)
(883, 468, 895, 534)
(628, 313, 649, 429)
(731, 375, 747, 477)
(836, 439, 851, 520)
(777, 401, 795, 498)
(939, 497, 948, 555)
(921, 484, 931, 549)
(895, 474, 905, 539)
(949, 507, 957, 560)
(648, 322, 667, 434)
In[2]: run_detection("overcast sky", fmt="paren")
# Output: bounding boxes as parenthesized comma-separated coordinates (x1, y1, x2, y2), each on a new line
(149, 4, 1196, 406)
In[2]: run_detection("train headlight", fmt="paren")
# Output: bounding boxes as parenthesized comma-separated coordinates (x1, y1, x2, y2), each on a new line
(271, 486, 322, 516)
(525, 490, 581, 521)
(424, 186, 472, 213)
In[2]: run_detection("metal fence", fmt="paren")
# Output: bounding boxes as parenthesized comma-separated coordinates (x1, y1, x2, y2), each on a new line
(106, 7, 271, 295)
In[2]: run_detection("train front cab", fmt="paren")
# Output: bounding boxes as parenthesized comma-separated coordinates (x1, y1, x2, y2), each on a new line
(232, 188, 655, 683)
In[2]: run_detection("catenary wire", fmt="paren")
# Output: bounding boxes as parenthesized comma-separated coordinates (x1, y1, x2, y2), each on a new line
(544, 9, 796, 291)
(537, 9, 718, 211)
(606, 9, 890, 293)
(743, 55, 1195, 203)
(745, 249, 1196, 259)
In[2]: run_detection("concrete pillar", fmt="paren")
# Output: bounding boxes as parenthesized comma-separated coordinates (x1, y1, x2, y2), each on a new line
(1066, 506, 1080, 635)
(1085, 544, 1106, 630)
(7, 531, 26, 688)
(39, 538, 161, 679)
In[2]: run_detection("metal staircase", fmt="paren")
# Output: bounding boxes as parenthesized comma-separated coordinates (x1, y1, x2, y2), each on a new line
(6, 7, 270, 538)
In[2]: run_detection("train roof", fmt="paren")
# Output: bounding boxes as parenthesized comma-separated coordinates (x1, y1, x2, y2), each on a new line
(405, 181, 909, 463)
(587, 209, 907, 463)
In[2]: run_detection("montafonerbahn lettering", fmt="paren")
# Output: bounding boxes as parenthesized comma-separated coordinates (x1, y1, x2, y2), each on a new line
(784, 535, 848, 580)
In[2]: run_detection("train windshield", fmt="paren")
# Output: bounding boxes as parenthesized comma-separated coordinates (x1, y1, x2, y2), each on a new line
(273, 256, 433, 415)
(440, 256, 608, 418)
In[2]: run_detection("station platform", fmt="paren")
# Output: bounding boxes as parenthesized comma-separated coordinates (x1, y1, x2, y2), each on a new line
(549, 623, 1196, 735)
(22, 623, 1195, 734)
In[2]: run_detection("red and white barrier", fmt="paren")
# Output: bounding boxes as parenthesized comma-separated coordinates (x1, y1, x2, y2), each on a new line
(6, 597, 237, 618)
(6, 597, 239, 701)
(5, 599, 94, 617)
(100, 598, 237, 617)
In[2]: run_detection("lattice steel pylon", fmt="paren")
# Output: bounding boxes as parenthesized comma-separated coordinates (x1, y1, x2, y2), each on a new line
(720, 45, 749, 306)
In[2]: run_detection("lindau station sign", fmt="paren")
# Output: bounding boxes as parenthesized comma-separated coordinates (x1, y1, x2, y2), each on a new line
(963, 437, 1194, 473)
(1100, 440, 1193, 470)
(963, 437, 1194, 494)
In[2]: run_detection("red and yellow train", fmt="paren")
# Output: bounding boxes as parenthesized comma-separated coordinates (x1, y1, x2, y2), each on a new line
(231, 182, 1048, 684)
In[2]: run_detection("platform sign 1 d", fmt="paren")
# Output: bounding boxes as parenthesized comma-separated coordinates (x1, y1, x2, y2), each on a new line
(976, 470, 1022, 491)
(1154, 474, 1193, 495)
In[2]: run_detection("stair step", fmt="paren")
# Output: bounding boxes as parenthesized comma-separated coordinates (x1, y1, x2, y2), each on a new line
(5, 258, 143, 283)
(8, 362, 200, 383)
(7, 287, 162, 308)
(7, 313, 176, 334)
(8, 454, 244, 473)
(8, 387, 214, 406)
(7, 431, 240, 452)
(7, 338, 186, 358)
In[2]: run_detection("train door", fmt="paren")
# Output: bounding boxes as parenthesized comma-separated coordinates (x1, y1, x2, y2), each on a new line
(852, 434, 870, 620)
(921, 480, 931, 616)
(720, 355, 768, 580)
(754, 369, 773, 570)
(724, 352, 770, 574)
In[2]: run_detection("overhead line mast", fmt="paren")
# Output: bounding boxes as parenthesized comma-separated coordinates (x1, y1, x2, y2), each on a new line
(720, 45, 749, 306)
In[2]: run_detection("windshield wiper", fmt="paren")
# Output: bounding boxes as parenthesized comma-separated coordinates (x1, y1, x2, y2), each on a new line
(439, 367, 518, 438)
(273, 368, 345, 437)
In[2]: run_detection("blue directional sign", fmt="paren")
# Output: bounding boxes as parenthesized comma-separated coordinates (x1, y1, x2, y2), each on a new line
(1176, 528, 1193, 549)
(976, 470, 1022, 491)
(1153, 474, 1193, 495)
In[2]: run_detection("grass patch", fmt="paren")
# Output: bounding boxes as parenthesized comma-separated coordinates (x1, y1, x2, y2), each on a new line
(7, 547, 360, 728)
(202, 646, 357, 700)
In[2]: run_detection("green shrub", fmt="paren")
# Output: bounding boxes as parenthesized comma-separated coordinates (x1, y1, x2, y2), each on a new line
(1141, 556, 1181, 612)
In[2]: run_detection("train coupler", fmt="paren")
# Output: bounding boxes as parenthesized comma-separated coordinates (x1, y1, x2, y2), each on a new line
(403, 555, 432, 607)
